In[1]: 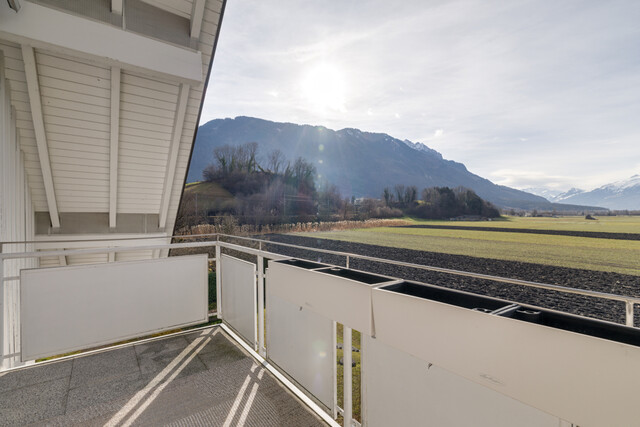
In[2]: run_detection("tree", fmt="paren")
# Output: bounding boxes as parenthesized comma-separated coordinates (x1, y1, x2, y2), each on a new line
(267, 149, 286, 174)
(290, 157, 316, 194)
(394, 184, 406, 206)
(404, 186, 417, 205)
(213, 145, 234, 173)
(383, 187, 394, 206)
(318, 183, 343, 218)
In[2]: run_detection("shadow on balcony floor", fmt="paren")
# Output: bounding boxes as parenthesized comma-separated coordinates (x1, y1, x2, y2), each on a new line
(0, 326, 326, 426)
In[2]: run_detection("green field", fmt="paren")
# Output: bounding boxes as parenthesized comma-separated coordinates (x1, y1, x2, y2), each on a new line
(298, 216, 640, 276)
(404, 215, 640, 233)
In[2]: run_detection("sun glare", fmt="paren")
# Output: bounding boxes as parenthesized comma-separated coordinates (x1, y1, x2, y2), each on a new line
(301, 63, 347, 112)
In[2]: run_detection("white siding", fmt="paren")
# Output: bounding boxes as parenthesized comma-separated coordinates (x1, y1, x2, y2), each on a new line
(142, 0, 193, 19)
(66, 253, 109, 265)
(0, 40, 48, 212)
(115, 250, 154, 262)
(1, 0, 222, 233)
(165, 0, 221, 233)
(36, 51, 111, 213)
(1, 52, 37, 370)
(39, 256, 63, 268)
(118, 70, 178, 214)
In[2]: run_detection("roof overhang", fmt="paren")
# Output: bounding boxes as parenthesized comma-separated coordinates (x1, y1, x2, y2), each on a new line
(0, 0, 203, 85)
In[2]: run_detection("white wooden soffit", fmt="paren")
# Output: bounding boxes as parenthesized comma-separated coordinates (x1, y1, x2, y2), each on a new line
(21, 45, 61, 229)
(0, 1, 203, 85)
(191, 0, 206, 39)
(158, 83, 190, 229)
(109, 67, 121, 229)
(111, 0, 124, 15)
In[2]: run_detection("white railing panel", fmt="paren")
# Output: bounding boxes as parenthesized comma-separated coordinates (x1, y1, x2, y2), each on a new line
(220, 254, 256, 346)
(266, 271, 334, 409)
(362, 334, 562, 427)
(371, 286, 640, 427)
(20, 254, 208, 361)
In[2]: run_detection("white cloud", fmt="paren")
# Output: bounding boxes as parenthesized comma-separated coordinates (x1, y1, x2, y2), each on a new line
(490, 169, 574, 190)
(200, 0, 640, 190)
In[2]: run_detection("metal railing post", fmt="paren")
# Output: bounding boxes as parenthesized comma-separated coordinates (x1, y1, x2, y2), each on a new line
(215, 238, 222, 320)
(626, 301, 634, 327)
(345, 255, 349, 269)
(332, 321, 338, 419)
(257, 254, 265, 357)
(343, 326, 353, 427)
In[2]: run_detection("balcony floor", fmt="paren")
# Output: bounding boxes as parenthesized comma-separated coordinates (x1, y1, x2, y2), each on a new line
(0, 326, 326, 426)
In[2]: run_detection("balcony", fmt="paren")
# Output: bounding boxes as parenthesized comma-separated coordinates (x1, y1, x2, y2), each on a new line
(0, 326, 324, 426)
(2, 234, 640, 426)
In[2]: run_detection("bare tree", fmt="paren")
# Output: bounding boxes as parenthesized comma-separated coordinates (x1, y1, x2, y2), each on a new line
(213, 145, 234, 173)
(394, 184, 406, 206)
(383, 187, 393, 206)
(267, 149, 286, 174)
(405, 186, 417, 204)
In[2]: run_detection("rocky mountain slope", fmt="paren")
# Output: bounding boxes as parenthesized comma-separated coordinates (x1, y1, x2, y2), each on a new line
(188, 117, 603, 211)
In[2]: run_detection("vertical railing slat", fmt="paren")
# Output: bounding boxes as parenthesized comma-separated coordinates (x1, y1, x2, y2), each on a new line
(343, 326, 353, 427)
(257, 254, 265, 357)
(215, 240, 222, 319)
(626, 301, 634, 327)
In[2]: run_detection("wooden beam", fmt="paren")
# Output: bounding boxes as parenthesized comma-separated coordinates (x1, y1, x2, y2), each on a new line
(21, 45, 60, 229)
(109, 67, 121, 229)
(1, 2, 203, 84)
(190, 0, 206, 39)
(111, 0, 123, 15)
(158, 84, 189, 229)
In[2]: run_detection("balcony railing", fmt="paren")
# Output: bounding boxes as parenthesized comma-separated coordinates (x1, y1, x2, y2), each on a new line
(2, 233, 640, 426)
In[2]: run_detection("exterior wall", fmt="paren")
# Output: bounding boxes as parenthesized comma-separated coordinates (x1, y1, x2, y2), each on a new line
(0, 50, 36, 254)
(0, 51, 37, 370)
(0, 39, 48, 212)
(165, 0, 224, 234)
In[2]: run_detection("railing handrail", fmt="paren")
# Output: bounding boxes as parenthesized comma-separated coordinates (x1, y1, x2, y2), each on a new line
(2, 233, 639, 310)
(0, 232, 205, 248)
(215, 234, 640, 305)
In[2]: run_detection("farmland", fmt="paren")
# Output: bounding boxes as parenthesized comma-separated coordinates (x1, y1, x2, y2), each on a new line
(261, 215, 640, 325)
(294, 216, 640, 276)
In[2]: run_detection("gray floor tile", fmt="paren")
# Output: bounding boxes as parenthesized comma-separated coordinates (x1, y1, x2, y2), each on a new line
(70, 346, 140, 388)
(134, 335, 207, 379)
(182, 328, 224, 355)
(0, 377, 69, 426)
(0, 360, 72, 393)
(0, 327, 326, 427)
(196, 333, 248, 369)
(66, 370, 146, 413)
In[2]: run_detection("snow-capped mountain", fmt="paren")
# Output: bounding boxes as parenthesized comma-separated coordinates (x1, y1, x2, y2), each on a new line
(552, 176, 640, 210)
(553, 188, 585, 203)
(522, 187, 564, 202)
(401, 140, 443, 159)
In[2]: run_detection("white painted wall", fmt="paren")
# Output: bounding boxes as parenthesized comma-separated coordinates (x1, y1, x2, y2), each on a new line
(0, 51, 37, 370)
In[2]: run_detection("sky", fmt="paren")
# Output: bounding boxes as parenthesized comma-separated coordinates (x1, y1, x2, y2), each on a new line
(200, 0, 640, 192)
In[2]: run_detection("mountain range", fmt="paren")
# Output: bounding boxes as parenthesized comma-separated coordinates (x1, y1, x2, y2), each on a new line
(187, 117, 605, 211)
(525, 176, 640, 210)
